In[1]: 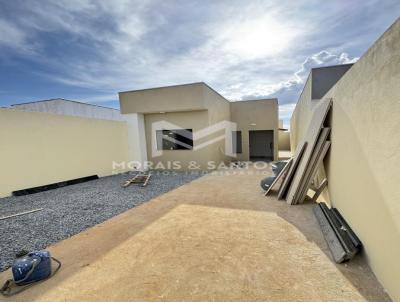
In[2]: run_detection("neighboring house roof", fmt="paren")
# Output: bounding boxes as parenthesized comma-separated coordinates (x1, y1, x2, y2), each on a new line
(232, 98, 278, 103)
(11, 98, 124, 121)
(310, 64, 353, 99)
(11, 98, 119, 111)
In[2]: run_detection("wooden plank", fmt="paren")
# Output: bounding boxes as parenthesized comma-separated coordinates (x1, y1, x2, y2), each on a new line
(296, 141, 331, 204)
(295, 128, 330, 203)
(122, 174, 151, 188)
(0, 208, 43, 221)
(277, 142, 307, 200)
(310, 178, 328, 203)
(294, 128, 331, 204)
(142, 174, 151, 187)
(286, 99, 332, 205)
(313, 204, 347, 263)
(122, 175, 139, 187)
(264, 158, 293, 196)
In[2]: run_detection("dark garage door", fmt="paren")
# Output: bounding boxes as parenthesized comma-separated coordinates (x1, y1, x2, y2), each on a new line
(249, 130, 274, 161)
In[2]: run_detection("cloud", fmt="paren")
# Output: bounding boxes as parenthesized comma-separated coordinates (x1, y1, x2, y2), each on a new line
(236, 50, 359, 105)
(0, 19, 32, 53)
(227, 50, 358, 128)
(79, 94, 119, 104)
(294, 51, 358, 79)
(0, 0, 311, 91)
(0, 0, 398, 128)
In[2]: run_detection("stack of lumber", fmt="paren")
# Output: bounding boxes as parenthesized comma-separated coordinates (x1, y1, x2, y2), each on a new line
(122, 174, 151, 188)
(265, 98, 332, 204)
(314, 202, 362, 263)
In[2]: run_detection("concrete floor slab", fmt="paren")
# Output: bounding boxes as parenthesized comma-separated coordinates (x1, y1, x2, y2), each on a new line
(0, 164, 391, 301)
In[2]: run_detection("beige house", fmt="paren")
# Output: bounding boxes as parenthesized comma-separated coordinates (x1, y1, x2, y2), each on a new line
(119, 82, 278, 169)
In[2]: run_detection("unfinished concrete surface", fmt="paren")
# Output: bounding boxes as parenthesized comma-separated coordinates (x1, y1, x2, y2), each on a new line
(0, 164, 390, 301)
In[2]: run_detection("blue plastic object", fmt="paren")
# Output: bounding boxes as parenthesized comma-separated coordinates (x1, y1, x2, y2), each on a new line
(12, 251, 52, 285)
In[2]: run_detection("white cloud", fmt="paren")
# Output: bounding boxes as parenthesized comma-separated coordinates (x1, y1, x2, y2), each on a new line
(0, 19, 31, 52)
(0, 0, 312, 92)
(1, 0, 396, 127)
(80, 94, 119, 103)
(220, 49, 359, 128)
(226, 50, 359, 104)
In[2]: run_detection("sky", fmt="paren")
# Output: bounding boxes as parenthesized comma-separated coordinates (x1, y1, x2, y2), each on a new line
(0, 0, 398, 127)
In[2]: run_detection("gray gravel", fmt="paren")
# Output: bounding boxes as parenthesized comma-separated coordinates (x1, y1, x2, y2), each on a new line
(0, 171, 204, 271)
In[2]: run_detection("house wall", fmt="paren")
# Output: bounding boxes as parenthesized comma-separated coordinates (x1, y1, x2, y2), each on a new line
(230, 99, 279, 161)
(119, 83, 207, 114)
(125, 113, 148, 170)
(290, 19, 400, 301)
(144, 110, 217, 170)
(121, 83, 279, 166)
(290, 75, 316, 153)
(203, 84, 232, 165)
(278, 131, 290, 151)
(0, 108, 129, 198)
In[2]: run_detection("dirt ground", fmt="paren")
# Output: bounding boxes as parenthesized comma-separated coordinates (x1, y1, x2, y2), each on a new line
(0, 164, 391, 301)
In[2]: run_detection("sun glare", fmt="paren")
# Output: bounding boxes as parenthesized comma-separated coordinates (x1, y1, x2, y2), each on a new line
(222, 17, 299, 60)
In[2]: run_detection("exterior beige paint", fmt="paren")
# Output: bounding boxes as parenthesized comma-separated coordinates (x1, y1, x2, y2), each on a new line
(290, 19, 400, 301)
(0, 108, 129, 198)
(278, 131, 290, 151)
(120, 82, 211, 114)
(120, 83, 278, 168)
(289, 75, 318, 153)
(203, 84, 231, 166)
(144, 110, 220, 170)
(230, 99, 278, 161)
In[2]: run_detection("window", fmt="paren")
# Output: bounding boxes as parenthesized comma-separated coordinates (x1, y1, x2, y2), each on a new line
(232, 131, 242, 153)
(156, 129, 193, 150)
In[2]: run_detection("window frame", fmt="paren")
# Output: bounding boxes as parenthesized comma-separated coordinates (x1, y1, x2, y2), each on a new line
(156, 129, 194, 151)
(232, 130, 242, 154)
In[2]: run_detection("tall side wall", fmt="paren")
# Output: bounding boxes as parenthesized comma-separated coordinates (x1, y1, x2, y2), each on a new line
(278, 131, 290, 151)
(290, 19, 400, 300)
(289, 75, 314, 152)
(0, 109, 129, 198)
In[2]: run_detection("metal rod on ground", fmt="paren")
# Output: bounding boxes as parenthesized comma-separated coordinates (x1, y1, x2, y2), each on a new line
(0, 208, 43, 221)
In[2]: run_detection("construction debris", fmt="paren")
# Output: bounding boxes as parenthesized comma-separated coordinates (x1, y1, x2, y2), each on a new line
(271, 161, 289, 175)
(306, 178, 328, 203)
(285, 99, 332, 205)
(261, 98, 338, 274)
(314, 202, 362, 263)
(262, 98, 331, 204)
(0, 209, 43, 221)
(230, 161, 247, 168)
(277, 142, 308, 200)
(294, 128, 331, 203)
(262, 158, 293, 195)
(122, 174, 151, 188)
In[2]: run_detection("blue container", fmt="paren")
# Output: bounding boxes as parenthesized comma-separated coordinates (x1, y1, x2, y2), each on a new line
(12, 251, 52, 285)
